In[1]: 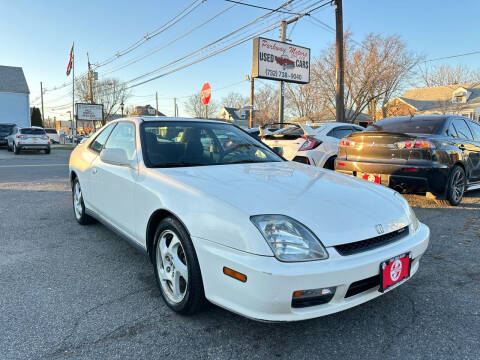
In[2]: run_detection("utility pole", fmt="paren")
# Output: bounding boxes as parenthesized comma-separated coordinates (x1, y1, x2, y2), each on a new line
(249, 75, 254, 128)
(174, 97, 177, 117)
(156, 92, 159, 115)
(40, 82, 44, 127)
(278, 20, 287, 127)
(335, 0, 345, 122)
(87, 53, 94, 104)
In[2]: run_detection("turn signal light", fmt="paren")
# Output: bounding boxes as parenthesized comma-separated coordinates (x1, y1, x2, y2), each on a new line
(223, 267, 247, 283)
(292, 287, 336, 308)
(339, 138, 355, 147)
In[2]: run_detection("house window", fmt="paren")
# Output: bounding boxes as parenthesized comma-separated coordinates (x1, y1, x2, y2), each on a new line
(455, 95, 464, 103)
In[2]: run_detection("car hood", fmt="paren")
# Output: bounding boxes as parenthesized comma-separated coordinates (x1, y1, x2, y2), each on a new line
(157, 161, 410, 247)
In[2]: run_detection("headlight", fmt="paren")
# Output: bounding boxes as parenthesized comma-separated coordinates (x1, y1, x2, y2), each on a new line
(250, 215, 328, 262)
(394, 192, 419, 232)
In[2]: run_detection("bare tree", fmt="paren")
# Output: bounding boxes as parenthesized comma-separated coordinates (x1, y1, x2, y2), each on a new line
(418, 64, 480, 88)
(220, 92, 249, 109)
(184, 92, 218, 118)
(253, 84, 278, 126)
(76, 77, 131, 124)
(312, 32, 421, 123)
(285, 82, 325, 119)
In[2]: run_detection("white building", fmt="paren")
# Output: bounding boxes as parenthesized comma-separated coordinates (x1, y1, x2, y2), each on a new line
(0, 65, 30, 127)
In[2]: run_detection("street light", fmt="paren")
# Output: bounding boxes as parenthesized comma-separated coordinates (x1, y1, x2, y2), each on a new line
(120, 102, 124, 117)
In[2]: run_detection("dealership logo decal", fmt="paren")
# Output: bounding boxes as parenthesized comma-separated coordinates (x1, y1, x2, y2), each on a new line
(390, 259, 402, 281)
(376, 224, 384, 234)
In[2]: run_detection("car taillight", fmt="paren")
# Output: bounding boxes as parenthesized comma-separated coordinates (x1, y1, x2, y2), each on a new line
(339, 138, 355, 147)
(16, 135, 26, 139)
(299, 136, 322, 151)
(395, 139, 434, 149)
(261, 136, 264, 141)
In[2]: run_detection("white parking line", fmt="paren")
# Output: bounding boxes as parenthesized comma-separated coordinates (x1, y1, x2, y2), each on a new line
(0, 163, 68, 168)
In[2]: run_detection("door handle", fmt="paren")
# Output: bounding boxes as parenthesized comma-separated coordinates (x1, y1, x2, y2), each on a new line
(92, 167, 98, 174)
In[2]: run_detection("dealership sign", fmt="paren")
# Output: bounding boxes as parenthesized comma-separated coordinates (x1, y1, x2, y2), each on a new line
(75, 103, 104, 121)
(252, 37, 310, 84)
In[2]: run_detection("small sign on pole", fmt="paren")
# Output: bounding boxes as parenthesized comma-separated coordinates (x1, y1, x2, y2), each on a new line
(201, 82, 211, 119)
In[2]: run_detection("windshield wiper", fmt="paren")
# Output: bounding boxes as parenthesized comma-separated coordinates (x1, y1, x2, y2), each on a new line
(223, 160, 273, 165)
(152, 162, 206, 168)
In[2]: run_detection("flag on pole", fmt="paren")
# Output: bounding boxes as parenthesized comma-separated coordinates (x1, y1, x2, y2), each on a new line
(66, 43, 74, 76)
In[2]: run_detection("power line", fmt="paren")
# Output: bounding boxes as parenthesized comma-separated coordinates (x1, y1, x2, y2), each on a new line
(424, 50, 480, 63)
(224, 0, 303, 15)
(99, 2, 238, 78)
(94, 0, 204, 68)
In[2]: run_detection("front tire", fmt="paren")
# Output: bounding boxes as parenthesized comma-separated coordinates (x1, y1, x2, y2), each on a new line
(72, 178, 94, 225)
(153, 217, 206, 315)
(323, 156, 337, 170)
(7, 143, 12, 152)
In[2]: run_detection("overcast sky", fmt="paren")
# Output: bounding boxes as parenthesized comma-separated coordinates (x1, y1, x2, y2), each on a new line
(1, 0, 479, 120)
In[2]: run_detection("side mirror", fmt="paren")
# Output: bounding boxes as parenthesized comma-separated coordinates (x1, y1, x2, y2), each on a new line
(100, 148, 132, 167)
(272, 146, 283, 156)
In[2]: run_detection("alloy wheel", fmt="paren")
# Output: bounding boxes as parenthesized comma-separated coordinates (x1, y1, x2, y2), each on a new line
(73, 182, 83, 219)
(156, 230, 189, 304)
(451, 167, 465, 203)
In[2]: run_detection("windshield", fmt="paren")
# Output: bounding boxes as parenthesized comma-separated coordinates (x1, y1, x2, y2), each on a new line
(142, 121, 283, 168)
(20, 128, 46, 135)
(0, 124, 14, 132)
(366, 117, 445, 134)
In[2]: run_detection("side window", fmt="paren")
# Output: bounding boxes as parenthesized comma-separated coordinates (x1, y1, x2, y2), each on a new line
(90, 124, 116, 153)
(104, 122, 136, 161)
(452, 119, 474, 140)
(446, 122, 458, 138)
(332, 128, 354, 139)
(467, 121, 480, 142)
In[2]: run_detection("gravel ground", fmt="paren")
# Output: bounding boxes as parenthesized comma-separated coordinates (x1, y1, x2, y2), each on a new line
(0, 150, 479, 360)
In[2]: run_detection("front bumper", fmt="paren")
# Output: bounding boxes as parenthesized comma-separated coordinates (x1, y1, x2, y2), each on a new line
(192, 223, 429, 322)
(335, 159, 450, 195)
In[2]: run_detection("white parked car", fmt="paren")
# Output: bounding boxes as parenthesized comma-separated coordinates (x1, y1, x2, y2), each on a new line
(7, 126, 51, 154)
(69, 117, 429, 322)
(261, 122, 364, 169)
(44, 128, 60, 143)
(293, 122, 365, 169)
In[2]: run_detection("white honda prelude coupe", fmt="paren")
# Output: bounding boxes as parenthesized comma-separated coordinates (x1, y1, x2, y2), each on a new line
(69, 117, 430, 322)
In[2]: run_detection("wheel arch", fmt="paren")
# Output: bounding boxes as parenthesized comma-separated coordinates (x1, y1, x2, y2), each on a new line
(146, 209, 190, 263)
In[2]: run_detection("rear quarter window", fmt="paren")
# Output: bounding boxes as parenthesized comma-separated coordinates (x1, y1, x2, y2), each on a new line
(367, 117, 446, 134)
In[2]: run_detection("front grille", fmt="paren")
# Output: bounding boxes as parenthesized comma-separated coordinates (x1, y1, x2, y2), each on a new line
(335, 226, 409, 256)
(345, 275, 379, 298)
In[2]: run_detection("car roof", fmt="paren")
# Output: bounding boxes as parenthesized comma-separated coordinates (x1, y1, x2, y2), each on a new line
(137, 116, 228, 124)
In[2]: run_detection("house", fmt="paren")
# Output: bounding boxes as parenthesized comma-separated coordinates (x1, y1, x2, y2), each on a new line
(127, 104, 165, 117)
(378, 83, 480, 121)
(217, 106, 251, 128)
(0, 65, 30, 127)
(294, 109, 372, 127)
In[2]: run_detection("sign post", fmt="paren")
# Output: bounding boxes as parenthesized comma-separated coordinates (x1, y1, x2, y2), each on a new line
(200, 82, 211, 119)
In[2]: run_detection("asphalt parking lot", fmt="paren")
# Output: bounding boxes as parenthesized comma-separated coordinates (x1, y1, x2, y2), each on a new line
(1, 149, 479, 360)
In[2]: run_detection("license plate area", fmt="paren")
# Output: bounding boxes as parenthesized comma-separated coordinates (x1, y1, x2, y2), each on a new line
(362, 173, 381, 184)
(379, 253, 412, 293)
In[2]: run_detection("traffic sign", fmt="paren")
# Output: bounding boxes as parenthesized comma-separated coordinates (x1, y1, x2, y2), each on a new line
(201, 82, 211, 105)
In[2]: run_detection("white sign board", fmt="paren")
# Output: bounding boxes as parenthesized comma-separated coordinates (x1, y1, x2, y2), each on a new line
(252, 37, 310, 84)
(76, 103, 104, 121)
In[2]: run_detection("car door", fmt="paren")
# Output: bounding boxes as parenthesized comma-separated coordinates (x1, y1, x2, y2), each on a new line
(451, 118, 477, 182)
(465, 120, 480, 181)
(80, 123, 117, 208)
(90, 121, 138, 238)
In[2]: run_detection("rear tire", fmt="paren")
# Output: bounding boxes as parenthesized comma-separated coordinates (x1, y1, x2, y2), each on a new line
(436, 165, 466, 206)
(153, 217, 206, 315)
(7, 143, 12, 152)
(45, 147, 51, 154)
(13, 143, 20, 154)
(323, 156, 337, 170)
